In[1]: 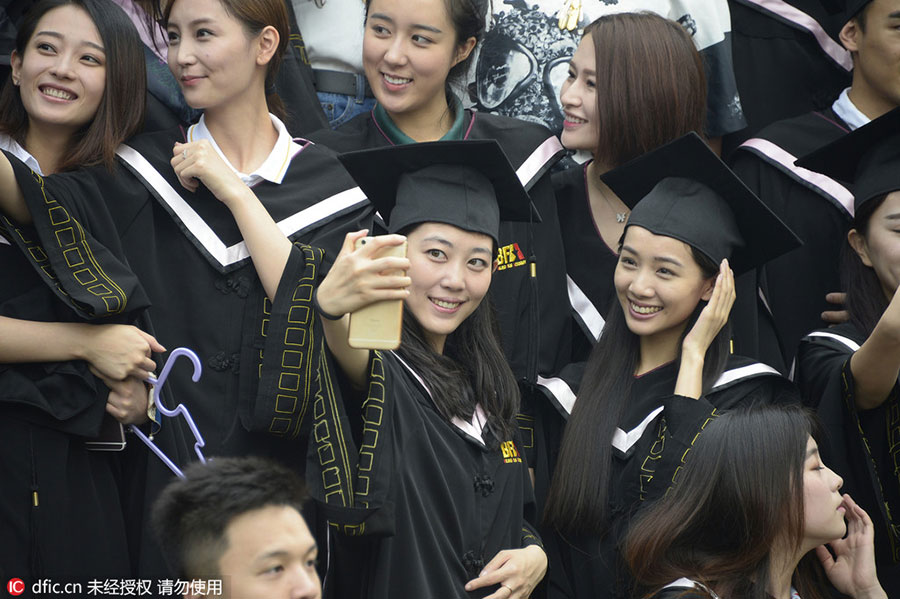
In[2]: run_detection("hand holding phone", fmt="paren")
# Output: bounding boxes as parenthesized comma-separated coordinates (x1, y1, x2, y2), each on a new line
(348, 237, 408, 350)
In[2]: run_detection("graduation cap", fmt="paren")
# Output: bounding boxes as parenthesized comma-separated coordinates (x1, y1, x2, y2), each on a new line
(337, 140, 538, 246)
(795, 106, 900, 213)
(600, 132, 801, 275)
(843, 0, 872, 19)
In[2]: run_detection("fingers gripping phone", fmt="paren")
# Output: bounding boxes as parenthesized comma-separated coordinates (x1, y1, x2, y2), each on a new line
(348, 238, 407, 350)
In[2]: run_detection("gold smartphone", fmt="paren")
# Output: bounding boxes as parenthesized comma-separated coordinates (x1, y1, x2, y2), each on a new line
(348, 237, 407, 350)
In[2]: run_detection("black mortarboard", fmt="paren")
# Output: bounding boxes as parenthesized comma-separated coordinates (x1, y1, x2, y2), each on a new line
(337, 140, 538, 246)
(600, 132, 801, 275)
(842, 0, 872, 19)
(795, 106, 900, 214)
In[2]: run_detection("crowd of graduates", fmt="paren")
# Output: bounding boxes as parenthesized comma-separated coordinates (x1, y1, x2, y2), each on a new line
(1, 0, 899, 598)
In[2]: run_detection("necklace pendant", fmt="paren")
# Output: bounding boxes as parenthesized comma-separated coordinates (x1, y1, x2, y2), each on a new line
(558, 0, 581, 31)
(616, 212, 627, 223)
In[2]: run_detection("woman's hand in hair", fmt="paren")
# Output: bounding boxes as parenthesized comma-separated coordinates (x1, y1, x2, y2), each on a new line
(316, 230, 411, 318)
(171, 141, 248, 205)
(816, 494, 887, 599)
(464, 545, 547, 599)
(675, 259, 735, 399)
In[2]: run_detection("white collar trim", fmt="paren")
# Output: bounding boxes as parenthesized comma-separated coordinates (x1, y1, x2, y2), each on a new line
(0, 134, 43, 175)
(186, 113, 301, 185)
(832, 88, 871, 131)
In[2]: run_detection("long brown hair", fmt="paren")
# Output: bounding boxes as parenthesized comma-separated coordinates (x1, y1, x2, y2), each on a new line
(163, 0, 289, 121)
(0, 0, 146, 172)
(624, 403, 830, 599)
(586, 12, 706, 170)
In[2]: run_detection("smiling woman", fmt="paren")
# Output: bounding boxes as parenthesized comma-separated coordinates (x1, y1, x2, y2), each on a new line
(0, 0, 161, 585)
(308, 141, 548, 599)
(538, 133, 801, 599)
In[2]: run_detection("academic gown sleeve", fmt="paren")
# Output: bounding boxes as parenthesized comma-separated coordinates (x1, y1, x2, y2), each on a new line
(2, 151, 152, 321)
(795, 329, 900, 591)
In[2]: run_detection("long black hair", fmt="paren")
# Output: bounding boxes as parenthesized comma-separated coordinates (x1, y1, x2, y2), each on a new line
(843, 194, 891, 338)
(544, 245, 730, 534)
(397, 290, 519, 449)
(624, 403, 830, 599)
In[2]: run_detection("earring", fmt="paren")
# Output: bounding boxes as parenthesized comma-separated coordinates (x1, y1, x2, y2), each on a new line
(12, 77, 18, 86)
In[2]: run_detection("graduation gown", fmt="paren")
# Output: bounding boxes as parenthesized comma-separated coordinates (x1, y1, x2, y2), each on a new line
(0, 223, 190, 583)
(306, 348, 539, 599)
(723, 0, 851, 156)
(552, 162, 619, 361)
(730, 107, 852, 371)
(535, 355, 793, 599)
(795, 323, 900, 596)
(1, 129, 373, 468)
(308, 109, 572, 385)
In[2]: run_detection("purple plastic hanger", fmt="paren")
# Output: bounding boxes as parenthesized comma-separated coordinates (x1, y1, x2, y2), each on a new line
(131, 347, 207, 478)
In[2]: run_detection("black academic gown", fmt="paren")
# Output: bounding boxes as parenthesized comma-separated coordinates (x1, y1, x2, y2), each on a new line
(552, 162, 619, 362)
(795, 323, 900, 596)
(724, 0, 851, 157)
(730, 107, 852, 371)
(308, 110, 571, 386)
(535, 355, 794, 599)
(0, 223, 190, 584)
(1, 130, 373, 470)
(306, 348, 539, 599)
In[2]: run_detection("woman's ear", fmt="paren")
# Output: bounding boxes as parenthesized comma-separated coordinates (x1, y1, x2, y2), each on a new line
(256, 25, 280, 67)
(847, 228, 873, 267)
(453, 36, 477, 67)
(700, 276, 716, 302)
(10, 50, 21, 86)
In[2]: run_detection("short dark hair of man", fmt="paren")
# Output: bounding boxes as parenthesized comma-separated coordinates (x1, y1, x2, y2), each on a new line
(151, 456, 309, 579)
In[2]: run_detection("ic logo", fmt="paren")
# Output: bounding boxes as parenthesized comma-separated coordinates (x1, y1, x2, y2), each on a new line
(7, 578, 25, 596)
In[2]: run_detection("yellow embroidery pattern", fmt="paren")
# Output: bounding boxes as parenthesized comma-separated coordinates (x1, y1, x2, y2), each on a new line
(260, 244, 321, 438)
(25, 172, 127, 315)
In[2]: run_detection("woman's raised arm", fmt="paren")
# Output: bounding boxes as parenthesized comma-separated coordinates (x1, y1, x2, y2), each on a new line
(0, 153, 31, 224)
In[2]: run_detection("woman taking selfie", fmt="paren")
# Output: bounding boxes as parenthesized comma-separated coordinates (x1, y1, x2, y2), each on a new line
(309, 0, 571, 388)
(625, 403, 888, 599)
(538, 133, 800, 599)
(305, 141, 547, 598)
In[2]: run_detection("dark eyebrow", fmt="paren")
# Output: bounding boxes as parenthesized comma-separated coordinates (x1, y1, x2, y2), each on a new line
(620, 245, 683, 267)
(367, 13, 442, 33)
(806, 446, 819, 459)
(423, 235, 452, 247)
(257, 542, 318, 563)
(889, 11, 900, 19)
(34, 31, 104, 53)
(884, 212, 900, 220)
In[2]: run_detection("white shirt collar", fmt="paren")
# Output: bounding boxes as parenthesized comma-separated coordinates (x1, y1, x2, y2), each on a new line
(0, 134, 43, 175)
(186, 113, 302, 186)
(832, 88, 871, 131)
